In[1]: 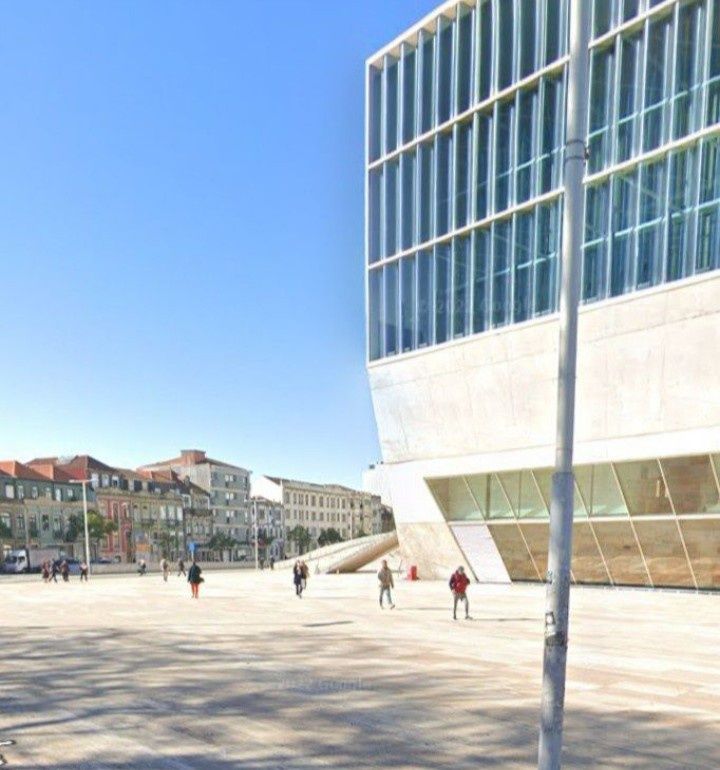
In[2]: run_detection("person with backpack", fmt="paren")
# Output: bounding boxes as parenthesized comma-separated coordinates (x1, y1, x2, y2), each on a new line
(188, 560, 203, 599)
(449, 566, 471, 620)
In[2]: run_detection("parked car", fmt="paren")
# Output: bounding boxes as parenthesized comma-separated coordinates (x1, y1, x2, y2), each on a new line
(92, 558, 112, 565)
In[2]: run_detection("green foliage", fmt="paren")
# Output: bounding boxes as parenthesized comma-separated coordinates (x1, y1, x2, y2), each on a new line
(318, 528, 344, 547)
(86, 510, 117, 541)
(206, 533, 239, 552)
(287, 525, 312, 554)
(64, 513, 83, 543)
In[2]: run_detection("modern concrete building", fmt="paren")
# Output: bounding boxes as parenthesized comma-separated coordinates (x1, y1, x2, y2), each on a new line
(140, 450, 252, 559)
(365, 0, 720, 586)
(253, 476, 384, 554)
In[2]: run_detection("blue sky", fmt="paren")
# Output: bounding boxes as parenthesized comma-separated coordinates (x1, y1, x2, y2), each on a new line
(0, 0, 438, 487)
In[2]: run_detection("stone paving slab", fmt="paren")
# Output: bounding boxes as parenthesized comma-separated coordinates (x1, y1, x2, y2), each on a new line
(0, 571, 718, 768)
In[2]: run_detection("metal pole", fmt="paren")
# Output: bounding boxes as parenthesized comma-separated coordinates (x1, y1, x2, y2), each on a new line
(81, 481, 91, 575)
(254, 499, 259, 570)
(538, 2, 590, 769)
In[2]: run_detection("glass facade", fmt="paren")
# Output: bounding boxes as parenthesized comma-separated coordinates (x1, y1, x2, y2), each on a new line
(427, 453, 720, 589)
(367, 0, 720, 361)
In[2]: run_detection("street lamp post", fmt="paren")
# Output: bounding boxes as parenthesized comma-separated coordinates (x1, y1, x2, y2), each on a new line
(71, 479, 92, 575)
(253, 499, 259, 570)
(538, 3, 591, 769)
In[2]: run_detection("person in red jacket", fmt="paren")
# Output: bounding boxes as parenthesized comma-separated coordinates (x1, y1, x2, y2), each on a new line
(449, 566, 471, 620)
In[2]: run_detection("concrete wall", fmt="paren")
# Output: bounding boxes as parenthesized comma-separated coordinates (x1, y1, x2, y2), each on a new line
(368, 272, 720, 579)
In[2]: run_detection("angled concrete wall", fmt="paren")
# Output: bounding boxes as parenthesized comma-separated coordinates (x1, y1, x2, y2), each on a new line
(368, 273, 720, 581)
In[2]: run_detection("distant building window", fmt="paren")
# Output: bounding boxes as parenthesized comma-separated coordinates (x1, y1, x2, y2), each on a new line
(17, 485, 24, 500)
(4, 484, 14, 499)
(54, 489, 62, 502)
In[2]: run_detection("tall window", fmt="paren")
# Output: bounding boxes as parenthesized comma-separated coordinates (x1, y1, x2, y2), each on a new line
(384, 57, 399, 155)
(673, 3, 701, 140)
(610, 170, 638, 296)
(513, 211, 534, 322)
(642, 18, 670, 153)
(454, 121, 472, 228)
(535, 202, 560, 314)
(452, 236, 471, 338)
(401, 45, 416, 144)
(492, 220, 512, 327)
(384, 261, 399, 356)
(475, 113, 491, 221)
(401, 256, 416, 352)
(583, 182, 609, 300)
(417, 250, 434, 347)
(472, 229, 490, 333)
(495, 100, 514, 212)
(456, 6, 473, 114)
(434, 243, 451, 343)
(497, 0, 514, 90)
(697, 138, 720, 273)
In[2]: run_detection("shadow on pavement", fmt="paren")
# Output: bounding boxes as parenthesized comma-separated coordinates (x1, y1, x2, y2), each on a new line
(0, 627, 717, 770)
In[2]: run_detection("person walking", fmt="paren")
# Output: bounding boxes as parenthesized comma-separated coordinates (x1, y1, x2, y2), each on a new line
(293, 560, 304, 598)
(41, 561, 50, 583)
(50, 561, 59, 583)
(79, 561, 89, 582)
(60, 560, 70, 583)
(269, 556, 275, 570)
(137, 559, 147, 576)
(300, 560, 309, 591)
(449, 566, 471, 620)
(160, 558, 169, 582)
(177, 558, 186, 577)
(188, 559, 203, 599)
(377, 559, 395, 609)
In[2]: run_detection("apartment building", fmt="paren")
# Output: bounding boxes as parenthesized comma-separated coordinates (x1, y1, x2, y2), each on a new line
(253, 476, 385, 554)
(140, 450, 252, 559)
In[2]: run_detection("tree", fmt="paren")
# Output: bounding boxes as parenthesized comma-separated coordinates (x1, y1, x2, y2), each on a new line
(287, 525, 312, 555)
(64, 514, 83, 544)
(64, 511, 118, 559)
(206, 533, 239, 560)
(86, 510, 117, 560)
(318, 528, 344, 547)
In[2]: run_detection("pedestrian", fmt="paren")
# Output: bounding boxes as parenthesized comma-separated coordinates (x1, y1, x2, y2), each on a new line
(177, 558, 186, 577)
(41, 561, 50, 583)
(50, 561, 59, 583)
(300, 560, 309, 591)
(60, 560, 70, 582)
(449, 566, 471, 620)
(160, 558, 169, 582)
(138, 559, 147, 576)
(269, 556, 275, 570)
(293, 560, 304, 598)
(377, 559, 395, 609)
(79, 561, 89, 582)
(187, 559, 203, 599)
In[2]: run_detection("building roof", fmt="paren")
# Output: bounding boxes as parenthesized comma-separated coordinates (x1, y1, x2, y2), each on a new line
(0, 461, 54, 482)
(28, 455, 118, 477)
(258, 475, 370, 497)
(139, 449, 249, 473)
(26, 463, 76, 483)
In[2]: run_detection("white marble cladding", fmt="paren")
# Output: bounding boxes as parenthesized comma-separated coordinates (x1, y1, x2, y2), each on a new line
(369, 271, 720, 473)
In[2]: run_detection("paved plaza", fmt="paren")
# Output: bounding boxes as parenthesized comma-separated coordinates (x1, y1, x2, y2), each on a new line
(0, 569, 718, 769)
